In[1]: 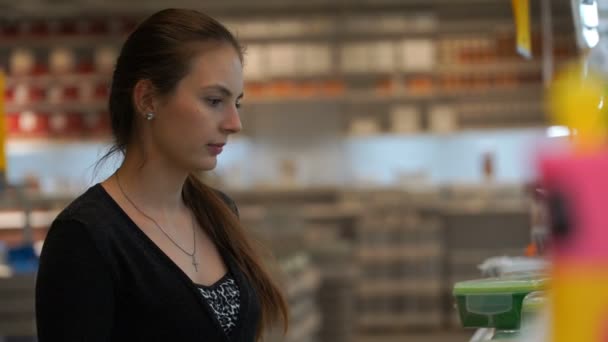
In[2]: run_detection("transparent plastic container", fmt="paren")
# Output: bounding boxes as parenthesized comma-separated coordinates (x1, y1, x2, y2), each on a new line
(453, 274, 548, 330)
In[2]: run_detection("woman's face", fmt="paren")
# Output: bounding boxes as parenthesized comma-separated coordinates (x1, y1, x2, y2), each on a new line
(149, 43, 243, 172)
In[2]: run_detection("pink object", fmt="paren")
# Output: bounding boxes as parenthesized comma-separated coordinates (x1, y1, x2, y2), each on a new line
(540, 151, 608, 262)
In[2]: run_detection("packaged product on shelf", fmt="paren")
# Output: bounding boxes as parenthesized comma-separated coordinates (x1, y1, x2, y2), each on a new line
(49, 112, 68, 133)
(13, 84, 29, 105)
(49, 112, 83, 137)
(79, 82, 95, 101)
(267, 44, 297, 77)
(429, 105, 457, 133)
(18, 111, 49, 137)
(47, 84, 63, 104)
(406, 75, 434, 94)
(1, 21, 18, 37)
(401, 39, 436, 72)
(95, 82, 109, 99)
(83, 111, 110, 137)
(349, 117, 380, 136)
(94, 46, 118, 73)
(369, 41, 395, 73)
(340, 42, 368, 73)
(49, 47, 76, 74)
(63, 85, 79, 101)
(389, 105, 420, 134)
(9, 49, 35, 76)
(242, 44, 264, 81)
(297, 44, 331, 76)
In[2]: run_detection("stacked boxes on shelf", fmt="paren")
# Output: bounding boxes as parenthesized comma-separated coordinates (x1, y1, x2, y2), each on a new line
(309, 242, 357, 342)
(239, 206, 321, 342)
(295, 203, 360, 342)
(265, 252, 321, 342)
(0, 275, 37, 338)
(350, 190, 443, 335)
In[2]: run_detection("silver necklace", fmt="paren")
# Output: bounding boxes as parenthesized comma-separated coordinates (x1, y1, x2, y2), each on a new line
(115, 173, 199, 272)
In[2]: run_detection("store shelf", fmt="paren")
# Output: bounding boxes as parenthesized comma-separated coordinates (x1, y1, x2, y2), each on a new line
(437, 61, 543, 74)
(0, 35, 124, 48)
(357, 312, 443, 329)
(285, 267, 322, 298)
(6, 101, 107, 113)
(6, 74, 111, 87)
(358, 244, 442, 261)
(241, 30, 436, 44)
(357, 279, 442, 296)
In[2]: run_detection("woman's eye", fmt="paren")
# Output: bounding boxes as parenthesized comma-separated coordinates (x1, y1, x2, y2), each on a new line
(206, 98, 222, 107)
(236, 101, 242, 109)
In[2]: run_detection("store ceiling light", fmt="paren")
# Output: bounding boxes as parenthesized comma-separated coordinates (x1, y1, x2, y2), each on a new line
(583, 27, 600, 48)
(546, 126, 571, 138)
(572, 0, 601, 49)
(580, 0, 599, 27)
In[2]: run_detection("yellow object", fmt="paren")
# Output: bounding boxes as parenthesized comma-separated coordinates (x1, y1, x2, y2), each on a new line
(512, 0, 532, 59)
(548, 62, 606, 152)
(0, 70, 6, 174)
(551, 265, 608, 342)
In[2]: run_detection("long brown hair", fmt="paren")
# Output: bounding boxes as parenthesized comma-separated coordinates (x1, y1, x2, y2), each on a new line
(101, 8, 288, 339)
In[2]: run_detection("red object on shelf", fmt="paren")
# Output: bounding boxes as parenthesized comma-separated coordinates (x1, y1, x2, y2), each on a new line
(49, 112, 84, 137)
(84, 111, 111, 137)
(29, 86, 46, 101)
(5, 87, 15, 101)
(59, 20, 78, 35)
(30, 20, 49, 37)
(2, 22, 18, 37)
(32, 64, 49, 76)
(296, 82, 318, 97)
(376, 79, 395, 95)
(77, 61, 95, 74)
(269, 81, 296, 97)
(322, 80, 346, 96)
(245, 82, 267, 98)
(95, 83, 109, 98)
(6, 113, 20, 136)
(63, 85, 79, 100)
(89, 20, 108, 35)
(15, 112, 50, 138)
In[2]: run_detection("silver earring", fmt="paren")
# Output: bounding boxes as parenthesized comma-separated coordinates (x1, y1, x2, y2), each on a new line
(145, 112, 155, 121)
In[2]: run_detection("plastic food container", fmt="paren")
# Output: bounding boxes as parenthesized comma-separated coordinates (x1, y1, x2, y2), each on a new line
(453, 274, 548, 330)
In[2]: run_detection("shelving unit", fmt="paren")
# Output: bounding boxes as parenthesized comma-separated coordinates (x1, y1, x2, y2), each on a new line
(348, 190, 444, 336)
(0, 2, 578, 144)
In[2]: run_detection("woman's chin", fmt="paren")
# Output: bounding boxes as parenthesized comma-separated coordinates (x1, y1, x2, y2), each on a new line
(193, 157, 218, 172)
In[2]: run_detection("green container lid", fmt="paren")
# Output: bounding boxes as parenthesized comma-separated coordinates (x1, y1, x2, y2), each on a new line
(453, 274, 548, 296)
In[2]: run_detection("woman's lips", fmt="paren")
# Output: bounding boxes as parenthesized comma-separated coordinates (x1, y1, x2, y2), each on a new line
(207, 143, 224, 155)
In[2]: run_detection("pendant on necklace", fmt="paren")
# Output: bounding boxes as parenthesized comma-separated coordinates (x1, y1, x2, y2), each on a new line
(192, 255, 199, 272)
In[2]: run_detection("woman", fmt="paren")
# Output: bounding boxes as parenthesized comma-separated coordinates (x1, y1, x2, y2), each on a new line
(35, 8, 288, 342)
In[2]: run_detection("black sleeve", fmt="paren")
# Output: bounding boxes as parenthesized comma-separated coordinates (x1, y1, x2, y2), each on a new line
(36, 218, 115, 341)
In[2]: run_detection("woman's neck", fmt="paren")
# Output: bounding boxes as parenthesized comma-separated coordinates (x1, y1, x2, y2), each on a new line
(114, 148, 189, 213)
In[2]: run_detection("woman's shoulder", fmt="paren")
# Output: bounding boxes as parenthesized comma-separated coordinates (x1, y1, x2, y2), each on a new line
(49, 184, 127, 251)
(54, 183, 115, 223)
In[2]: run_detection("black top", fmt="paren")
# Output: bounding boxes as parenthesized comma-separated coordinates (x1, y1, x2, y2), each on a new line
(35, 184, 260, 342)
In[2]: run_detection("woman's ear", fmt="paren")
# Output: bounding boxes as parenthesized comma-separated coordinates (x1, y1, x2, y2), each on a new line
(132, 79, 157, 118)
